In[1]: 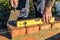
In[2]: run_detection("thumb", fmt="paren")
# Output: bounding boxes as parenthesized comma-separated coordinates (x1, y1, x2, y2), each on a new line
(10, 0, 14, 7)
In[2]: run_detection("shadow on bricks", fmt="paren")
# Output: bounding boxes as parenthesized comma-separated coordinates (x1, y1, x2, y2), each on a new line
(0, 32, 12, 39)
(0, 30, 12, 39)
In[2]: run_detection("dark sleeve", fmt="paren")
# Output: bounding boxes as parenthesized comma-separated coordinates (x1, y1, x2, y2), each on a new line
(45, 0, 55, 7)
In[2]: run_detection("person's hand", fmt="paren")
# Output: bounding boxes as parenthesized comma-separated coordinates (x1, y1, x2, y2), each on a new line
(42, 7, 52, 24)
(10, 0, 18, 8)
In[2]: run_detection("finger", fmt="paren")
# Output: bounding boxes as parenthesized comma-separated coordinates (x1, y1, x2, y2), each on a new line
(50, 13, 52, 19)
(48, 14, 51, 23)
(43, 14, 46, 24)
(49, 13, 52, 21)
(48, 13, 51, 21)
(46, 13, 49, 23)
(50, 13, 52, 23)
(11, 0, 18, 8)
(14, 0, 18, 7)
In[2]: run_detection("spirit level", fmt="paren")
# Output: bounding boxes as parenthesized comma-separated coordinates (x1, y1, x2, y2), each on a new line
(17, 17, 55, 27)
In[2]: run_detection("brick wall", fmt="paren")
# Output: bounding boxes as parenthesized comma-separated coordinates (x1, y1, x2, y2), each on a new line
(7, 21, 60, 37)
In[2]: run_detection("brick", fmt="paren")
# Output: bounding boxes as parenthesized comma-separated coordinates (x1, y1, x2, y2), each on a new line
(39, 24, 51, 30)
(26, 25, 39, 34)
(11, 27, 26, 37)
(52, 22, 60, 29)
(8, 25, 26, 37)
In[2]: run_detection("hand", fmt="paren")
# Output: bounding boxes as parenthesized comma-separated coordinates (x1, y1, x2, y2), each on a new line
(10, 0, 18, 8)
(42, 7, 52, 24)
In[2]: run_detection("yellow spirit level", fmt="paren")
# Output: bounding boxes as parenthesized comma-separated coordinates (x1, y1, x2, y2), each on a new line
(17, 17, 55, 27)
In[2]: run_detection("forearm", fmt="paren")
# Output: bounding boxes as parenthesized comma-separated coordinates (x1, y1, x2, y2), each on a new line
(44, 0, 55, 13)
(45, 0, 55, 7)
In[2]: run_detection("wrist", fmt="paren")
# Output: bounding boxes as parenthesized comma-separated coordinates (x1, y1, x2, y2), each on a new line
(45, 6, 52, 11)
(43, 6, 52, 14)
(44, 6, 52, 12)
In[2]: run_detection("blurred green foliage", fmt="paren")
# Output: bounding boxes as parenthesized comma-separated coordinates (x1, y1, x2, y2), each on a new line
(0, 0, 11, 19)
(0, 0, 11, 11)
(56, 0, 60, 1)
